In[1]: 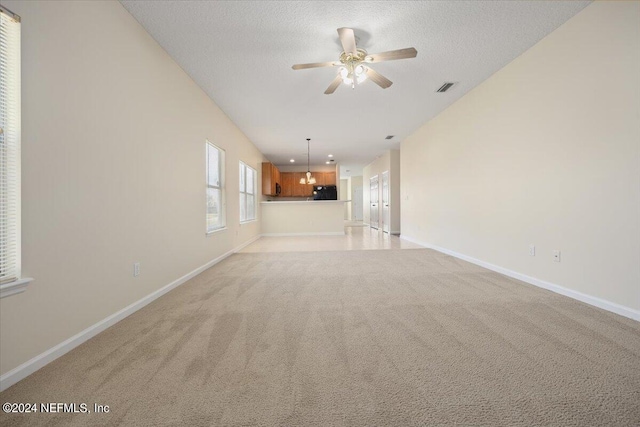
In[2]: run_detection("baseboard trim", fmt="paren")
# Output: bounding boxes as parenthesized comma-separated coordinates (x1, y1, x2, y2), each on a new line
(0, 235, 261, 392)
(400, 235, 640, 322)
(261, 232, 345, 237)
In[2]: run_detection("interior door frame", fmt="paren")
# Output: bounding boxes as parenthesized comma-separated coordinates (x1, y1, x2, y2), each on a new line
(381, 171, 390, 233)
(370, 175, 379, 229)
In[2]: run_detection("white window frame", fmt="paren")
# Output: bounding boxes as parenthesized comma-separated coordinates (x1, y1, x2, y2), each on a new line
(239, 161, 257, 223)
(205, 141, 226, 234)
(0, 6, 31, 298)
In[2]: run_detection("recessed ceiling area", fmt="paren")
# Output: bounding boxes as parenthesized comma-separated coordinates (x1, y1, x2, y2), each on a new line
(120, 1, 590, 171)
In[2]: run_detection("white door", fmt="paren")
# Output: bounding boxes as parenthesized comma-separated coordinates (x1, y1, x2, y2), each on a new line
(370, 175, 379, 229)
(381, 171, 390, 233)
(353, 186, 363, 221)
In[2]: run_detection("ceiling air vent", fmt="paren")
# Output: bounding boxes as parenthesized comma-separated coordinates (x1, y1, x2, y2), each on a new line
(436, 82, 455, 93)
(385, 135, 395, 140)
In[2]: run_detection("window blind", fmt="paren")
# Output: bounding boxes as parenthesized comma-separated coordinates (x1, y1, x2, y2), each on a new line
(0, 9, 21, 285)
(239, 162, 256, 222)
(206, 141, 225, 232)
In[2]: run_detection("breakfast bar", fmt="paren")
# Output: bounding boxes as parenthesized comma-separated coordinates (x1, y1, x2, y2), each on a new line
(261, 200, 348, 236)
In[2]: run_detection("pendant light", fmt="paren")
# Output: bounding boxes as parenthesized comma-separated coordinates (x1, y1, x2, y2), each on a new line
(300, 138, 316, 185)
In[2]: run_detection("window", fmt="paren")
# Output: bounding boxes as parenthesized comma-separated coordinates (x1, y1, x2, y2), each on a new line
(0, 6, 29, 298)
(239, 161, 256, 222)
(206, 141, 225, 233)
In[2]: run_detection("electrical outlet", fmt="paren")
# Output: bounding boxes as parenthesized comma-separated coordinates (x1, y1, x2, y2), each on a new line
(552, 250, 560, 263)
(529, 245, 535, 256)
(133, 262, 140, 277)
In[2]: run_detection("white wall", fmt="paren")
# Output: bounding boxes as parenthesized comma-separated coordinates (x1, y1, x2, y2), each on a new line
(0, 0, 266, 376)
(401, 1, 640, 314)
(347, 176, 363, 221)
(346, 176, 362, 220)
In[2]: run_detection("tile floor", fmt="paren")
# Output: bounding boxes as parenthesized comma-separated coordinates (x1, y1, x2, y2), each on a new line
(240, 222, 423, 253)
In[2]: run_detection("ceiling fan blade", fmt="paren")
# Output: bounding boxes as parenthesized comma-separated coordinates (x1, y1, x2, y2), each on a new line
(366, 47, 418, 63)
(365, 67, 393, 89)
(337, 27, 357, 54)
(324, 74, 342, 95)
(292, 61, 339, 70)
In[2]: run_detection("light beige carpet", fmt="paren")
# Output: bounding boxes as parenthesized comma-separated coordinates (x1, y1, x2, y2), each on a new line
(1, 249, 639, 426)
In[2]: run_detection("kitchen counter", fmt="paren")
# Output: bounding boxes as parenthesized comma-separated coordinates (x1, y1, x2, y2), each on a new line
(262, 200, 349, 204)
(261, 200, 348, 235)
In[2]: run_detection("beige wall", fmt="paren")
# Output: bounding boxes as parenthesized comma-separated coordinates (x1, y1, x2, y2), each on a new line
(346, 177, 353, 219)
(261, 202, 345, 235)
(363, 150, 401, 233)
(401, 1, 640, 312)
(0, 0, 266, 375)
(340, 179, 349, 218)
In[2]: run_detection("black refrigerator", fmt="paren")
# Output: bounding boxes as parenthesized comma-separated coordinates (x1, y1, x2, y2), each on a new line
(313, 185, 338, 200)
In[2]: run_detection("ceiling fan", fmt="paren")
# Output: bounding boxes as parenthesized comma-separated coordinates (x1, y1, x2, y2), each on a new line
(292, 28, 417, 95)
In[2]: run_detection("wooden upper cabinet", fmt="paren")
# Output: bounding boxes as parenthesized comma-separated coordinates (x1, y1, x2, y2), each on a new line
(324, 171, 336, 185)
(305, 182, 314, 196)
(293, 172, 307, 197)
(261, 162, 281, 196)
(278, 170, 335, 197)
(281, 172, 293, 196)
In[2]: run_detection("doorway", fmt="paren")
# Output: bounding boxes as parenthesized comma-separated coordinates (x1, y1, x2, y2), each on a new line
(381, 171, 389, 233)
(370, 175, 379, 229)
(353, 186, 363, 221)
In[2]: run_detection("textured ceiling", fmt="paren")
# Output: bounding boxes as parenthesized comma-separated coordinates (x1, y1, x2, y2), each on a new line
(120, 0, 590, 176)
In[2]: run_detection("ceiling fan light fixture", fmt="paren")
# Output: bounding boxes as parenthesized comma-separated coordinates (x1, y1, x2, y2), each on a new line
(291, 28, 417, 94)
(357, 70, 368, 84)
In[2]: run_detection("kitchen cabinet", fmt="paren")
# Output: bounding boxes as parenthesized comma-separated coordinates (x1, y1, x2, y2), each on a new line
(279, 171, 336, 197)
(316, 171, 336, 185)
(280, 172, 292, 196)
(307, 171, 335, 186)
(314, 172, 326, 186)
(325, 171, 336, 185)
(293, 172, 313, 197)
(261, 162, 281, 196)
